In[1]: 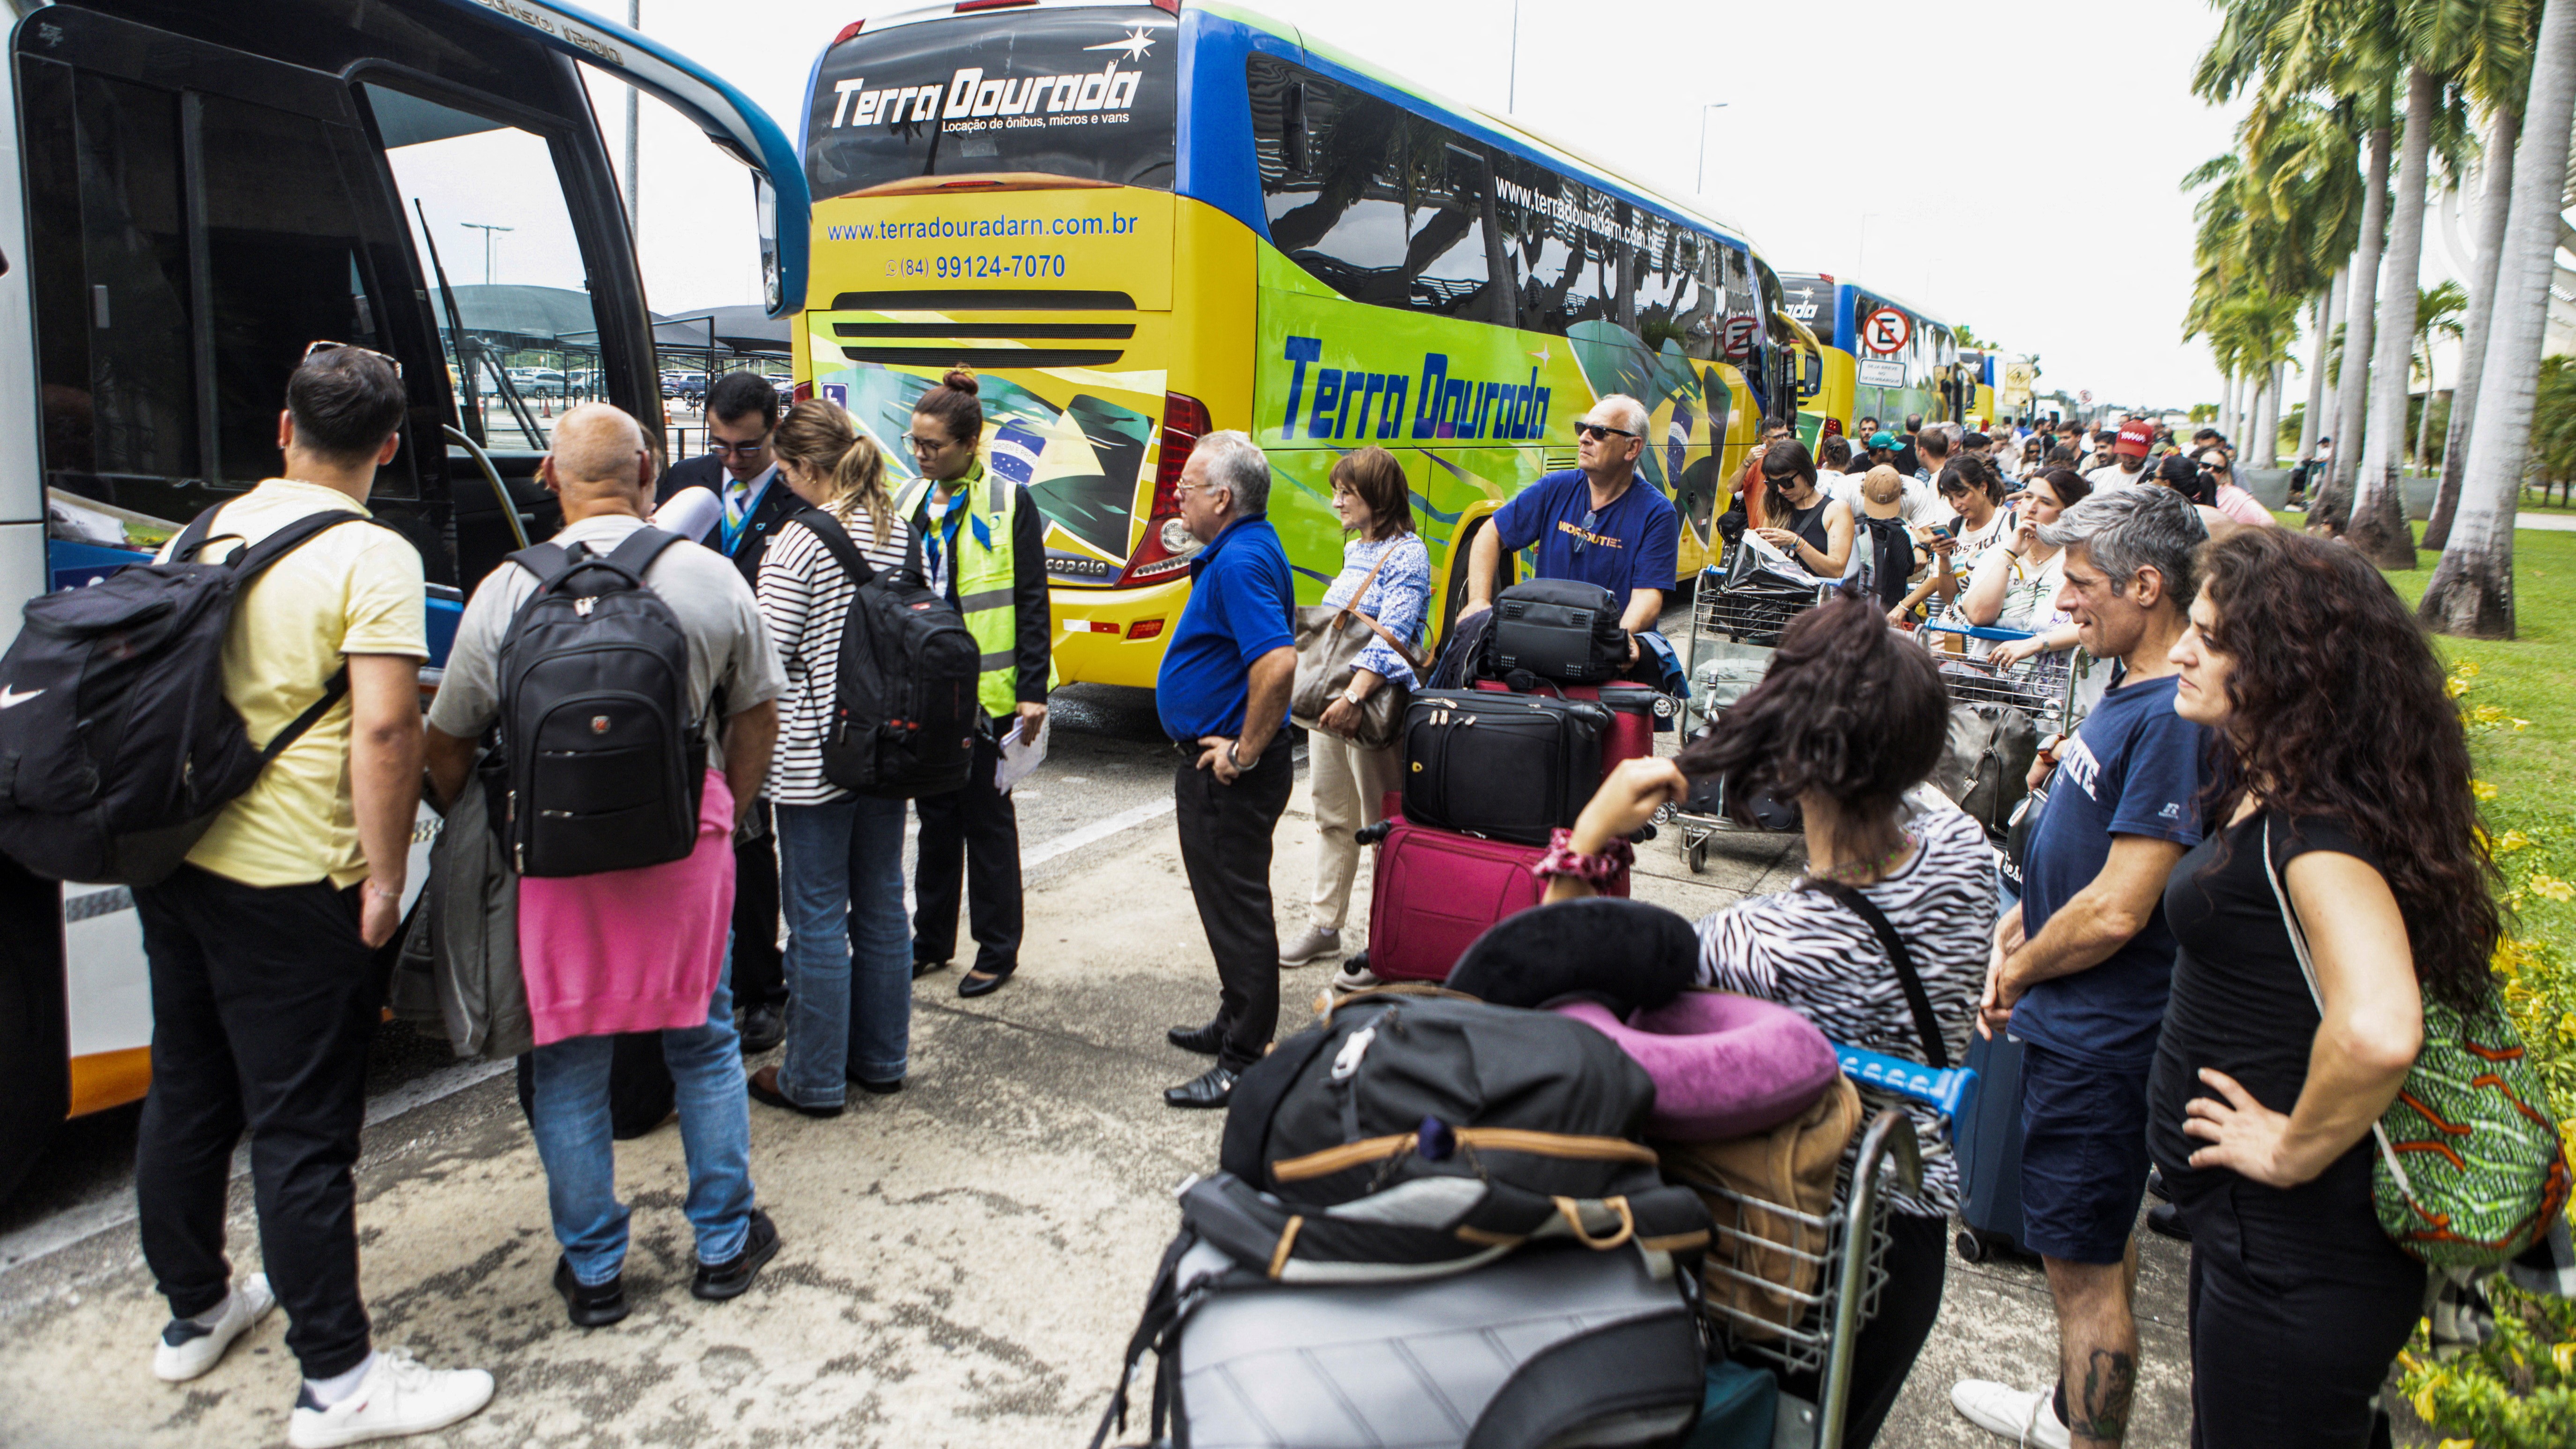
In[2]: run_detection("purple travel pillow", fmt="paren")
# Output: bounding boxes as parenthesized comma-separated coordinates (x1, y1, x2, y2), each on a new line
(1553, 991, 1840, 1142)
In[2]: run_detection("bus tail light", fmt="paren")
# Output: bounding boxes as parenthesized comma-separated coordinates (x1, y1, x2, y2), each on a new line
(831, 20, 865, 44)
(1115, 391, 1209, 588)
(1126, 618, 1165, 641)
(792, 379, 814, 404)
(955, 0, 1038, 10)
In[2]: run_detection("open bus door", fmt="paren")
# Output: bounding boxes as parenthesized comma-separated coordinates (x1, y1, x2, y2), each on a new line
(0, 0, 805, 1198)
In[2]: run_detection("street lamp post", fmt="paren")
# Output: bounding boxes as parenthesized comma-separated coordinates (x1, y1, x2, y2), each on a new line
(1695, 103, 1729, 195)
(460, 222, 513, 285)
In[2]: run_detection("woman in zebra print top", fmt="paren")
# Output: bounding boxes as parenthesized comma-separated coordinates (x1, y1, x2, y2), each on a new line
(1543, 587, 1992, 1449)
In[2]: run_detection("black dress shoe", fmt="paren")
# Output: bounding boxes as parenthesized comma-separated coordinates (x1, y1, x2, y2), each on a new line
(1164, 1065, 1237, 1109)
(746, 1065, 843, 1118)
(737, 1003, 785, 1055)
(692, 1209, 782, 1301)
(912, 957, 949, 980)
(2147, 1200, 2191, 1243)
(958, 964, 1014, 998)
(553, 1256, 629, 1328)
(2146, 1166, 2171, 1202)
(845, 1071, 903, 1095)
(1166, 1020, 1223, 1056)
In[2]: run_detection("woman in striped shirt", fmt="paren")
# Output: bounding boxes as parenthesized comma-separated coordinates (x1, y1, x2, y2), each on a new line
(747, 401, 917, 1117)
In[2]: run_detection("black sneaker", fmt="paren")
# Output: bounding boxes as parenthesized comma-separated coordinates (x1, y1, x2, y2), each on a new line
(692, 1209, 782, 1301)
(912, 957, 950, 980)
(553, 1257, 629, 1328)
(737, 1003, 785, 1055)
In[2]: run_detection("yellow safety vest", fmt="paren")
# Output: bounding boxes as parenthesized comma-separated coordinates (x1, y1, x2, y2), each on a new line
(899, 462, 1056, 718)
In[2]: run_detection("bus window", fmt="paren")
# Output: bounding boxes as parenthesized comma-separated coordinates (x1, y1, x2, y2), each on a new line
(1495, 156, 1613, 336)
(26, 65, 419, 547)
(370, 84, 603, 460)
(1253, 62, 1497, 321)
(803, 7, 1177, 199)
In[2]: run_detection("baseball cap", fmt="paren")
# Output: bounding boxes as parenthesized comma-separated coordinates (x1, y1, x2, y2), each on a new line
(2116, 420, 2155, 458)
(1868, 431, 1898, 450)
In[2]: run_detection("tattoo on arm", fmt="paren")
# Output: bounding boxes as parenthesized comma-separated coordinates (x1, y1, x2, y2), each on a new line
(2069, 1349, 2136, 1443)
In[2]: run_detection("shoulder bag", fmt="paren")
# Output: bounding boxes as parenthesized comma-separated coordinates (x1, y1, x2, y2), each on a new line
(1290, 547, 1428, 751)
(2263, 819, 2571, 1268)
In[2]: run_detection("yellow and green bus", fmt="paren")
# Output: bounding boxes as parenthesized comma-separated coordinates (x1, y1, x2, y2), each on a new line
(795, 0, 1804, 688)
(1775, 272, 1980, 446)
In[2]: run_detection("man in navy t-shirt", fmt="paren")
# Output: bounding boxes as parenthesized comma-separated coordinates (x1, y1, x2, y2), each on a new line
(1459, 394, 1678, 663)
(1953, 488, 2211, 1449)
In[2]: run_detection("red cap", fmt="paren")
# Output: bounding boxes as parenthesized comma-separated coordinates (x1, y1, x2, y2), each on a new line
(2116, 421, 2154, 458)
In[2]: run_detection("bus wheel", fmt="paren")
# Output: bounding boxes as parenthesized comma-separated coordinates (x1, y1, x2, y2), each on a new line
(1436, 518, 1514, 648)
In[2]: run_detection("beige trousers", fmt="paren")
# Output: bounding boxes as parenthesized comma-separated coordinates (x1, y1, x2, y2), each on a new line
(1306, 728, 1405, 931)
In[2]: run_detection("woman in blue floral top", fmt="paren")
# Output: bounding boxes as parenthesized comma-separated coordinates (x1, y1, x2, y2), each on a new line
(1285, 446, 1431, 979)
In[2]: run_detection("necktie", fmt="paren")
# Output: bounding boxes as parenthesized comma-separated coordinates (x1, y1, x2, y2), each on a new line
(722, 477, 749, 537)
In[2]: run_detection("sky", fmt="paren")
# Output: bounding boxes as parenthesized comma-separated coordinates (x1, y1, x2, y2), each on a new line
(557, 0, 2327, 413)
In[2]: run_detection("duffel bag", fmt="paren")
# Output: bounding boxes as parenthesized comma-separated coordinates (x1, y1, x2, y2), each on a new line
(1484, 577, 1631, 684)
(1402, 688, 1606, 844)
(1090, 1227, 1706, 1449)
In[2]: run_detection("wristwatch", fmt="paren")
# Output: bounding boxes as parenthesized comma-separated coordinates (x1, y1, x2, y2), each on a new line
(1342, 687, 1368, 707)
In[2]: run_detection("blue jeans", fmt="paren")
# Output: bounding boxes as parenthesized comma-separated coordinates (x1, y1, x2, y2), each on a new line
(528, 953, 755, 1286)
(775, 795, 912, 1106)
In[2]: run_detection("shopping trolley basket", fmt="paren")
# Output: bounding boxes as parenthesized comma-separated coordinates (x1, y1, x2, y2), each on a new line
(1912, 620, 2086, 730)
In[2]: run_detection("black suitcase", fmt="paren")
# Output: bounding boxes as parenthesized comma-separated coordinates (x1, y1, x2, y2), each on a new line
(1401, 688, 1607, 845)
(1485, 578, 1630, 684)
(1953, 1026, 2034, 1262)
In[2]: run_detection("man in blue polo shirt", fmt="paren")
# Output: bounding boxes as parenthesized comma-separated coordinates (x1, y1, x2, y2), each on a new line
(1954, 488, 2210, 1449)
(1459, 394, 1678, 661)
(1155, 430, 1299, 1109)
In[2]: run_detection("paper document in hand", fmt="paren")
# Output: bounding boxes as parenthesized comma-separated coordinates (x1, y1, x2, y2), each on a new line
(1741, 529, 1823, 584)
(995, 714, 1051, 794)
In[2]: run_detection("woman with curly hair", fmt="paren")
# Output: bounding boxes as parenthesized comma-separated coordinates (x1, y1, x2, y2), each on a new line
(1541, 588, 1993, 1448)
(2152, 528, 2488, 1446)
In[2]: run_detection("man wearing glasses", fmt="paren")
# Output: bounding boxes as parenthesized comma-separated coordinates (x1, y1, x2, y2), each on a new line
(1458, 395, 1679, 664)
(655, 370, 798, 1053)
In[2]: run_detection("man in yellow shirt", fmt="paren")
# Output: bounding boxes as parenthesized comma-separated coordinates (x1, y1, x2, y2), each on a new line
(133, 346, 492, 1448)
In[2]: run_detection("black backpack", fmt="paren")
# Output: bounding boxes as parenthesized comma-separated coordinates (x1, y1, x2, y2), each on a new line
(789, 506, 982, 799)
(0, 507, 395, 885)
(1855, 514, 1916, 608)
(1483, 578, 1630, 684)
(496, 528, 706, 878)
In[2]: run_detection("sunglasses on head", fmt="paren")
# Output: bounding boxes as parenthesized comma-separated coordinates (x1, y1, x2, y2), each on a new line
(303, 339, 402, 381)
(1575, 422, 1638, 442)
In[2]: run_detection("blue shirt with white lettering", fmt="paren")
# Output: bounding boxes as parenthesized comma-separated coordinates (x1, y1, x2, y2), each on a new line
(2012, 672, 2210, 1068)
(1492, 469, 1679, 602)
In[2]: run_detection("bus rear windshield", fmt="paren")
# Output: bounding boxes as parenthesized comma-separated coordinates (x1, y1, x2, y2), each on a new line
(805, 9, 1177, 201)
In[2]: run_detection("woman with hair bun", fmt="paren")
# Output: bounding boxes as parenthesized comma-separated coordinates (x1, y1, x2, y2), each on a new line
(1539, 588, 1994, 1449)
(2152, 528, 2492, 1447)
(897, 366, 1055, 998)
(749, 400, 919, 1114)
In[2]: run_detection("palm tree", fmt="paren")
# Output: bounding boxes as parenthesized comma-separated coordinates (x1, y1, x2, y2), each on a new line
(2426, 0, 2539, 547)
(2347, 63, 2440, 568)
(2413, 279, 2468, 464)
(2422, 0, 2576, 637)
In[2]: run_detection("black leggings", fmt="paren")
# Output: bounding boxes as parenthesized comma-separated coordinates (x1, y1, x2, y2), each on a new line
(1763, 1210, 1949, 1449)
(2169, 1150, 2424, 1449)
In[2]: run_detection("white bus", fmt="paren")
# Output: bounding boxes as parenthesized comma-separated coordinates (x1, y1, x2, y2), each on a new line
(0, 0, 809, 1196)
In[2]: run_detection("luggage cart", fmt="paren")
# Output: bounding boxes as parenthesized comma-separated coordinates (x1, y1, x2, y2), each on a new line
(1911, 619, 2090, 733)
(1664, 562, 1836, 871)
(1672, 1108, 1926, 1449)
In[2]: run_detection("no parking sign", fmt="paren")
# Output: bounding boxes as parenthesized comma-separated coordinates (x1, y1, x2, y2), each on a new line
(1861, 306, 1911, 355)
(1722, 316, 1758, 359)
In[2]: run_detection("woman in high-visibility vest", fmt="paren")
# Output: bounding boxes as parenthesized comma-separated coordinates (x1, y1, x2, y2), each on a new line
(898, 368, 1055, 998)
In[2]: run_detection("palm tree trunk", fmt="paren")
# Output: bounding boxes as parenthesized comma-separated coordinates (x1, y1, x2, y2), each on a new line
(2415, 344, 2436, 468)
(2296, 275, 2341, 463)
(2247, 373, 2270, 467)
(2317, 121, 2392, 532)
(2261, 361, 2286, 468)
(2422, 0, 2576, 638)
(2352, 68, 2436, 569)
(2217, 370, 2233, 448)
(2426, 105, 2520, 550)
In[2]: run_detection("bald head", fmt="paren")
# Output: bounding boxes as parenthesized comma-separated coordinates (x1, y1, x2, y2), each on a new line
(540, 404, 655, 519)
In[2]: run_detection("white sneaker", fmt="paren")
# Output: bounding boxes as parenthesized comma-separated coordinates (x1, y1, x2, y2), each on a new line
(1951, 1380, 2070, 1449)
(153, 1273, 276, 1382)
(286, 1349, 494, 1449)
(1278, 924, 1342, 968)
(1326, 959, 1380, 993)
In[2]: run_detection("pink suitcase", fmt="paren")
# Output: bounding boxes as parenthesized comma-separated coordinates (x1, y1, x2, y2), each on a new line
(1470, 678, 1667, 780)
(1363, 813, 1632, 983)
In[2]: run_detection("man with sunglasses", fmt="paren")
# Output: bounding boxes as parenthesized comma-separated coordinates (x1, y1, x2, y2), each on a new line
(655, 370, 798, 1052)
(1460, 395, 1678, 666)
